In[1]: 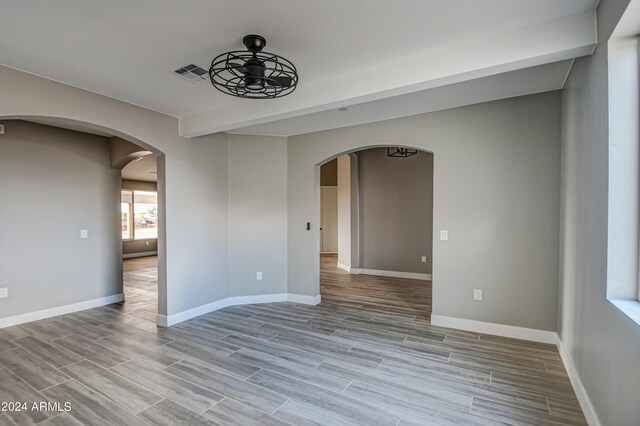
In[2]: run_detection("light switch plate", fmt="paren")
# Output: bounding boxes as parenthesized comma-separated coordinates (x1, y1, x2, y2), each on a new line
(80, 229, 88, 239)
(0, 288, 8, 298)
(440, 230, 448, 241)
(421, 256, 427, 263)
(256, 272, 263, 280)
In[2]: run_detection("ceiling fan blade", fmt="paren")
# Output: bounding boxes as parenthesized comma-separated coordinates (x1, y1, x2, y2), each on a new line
(228, 62, 247, 72)
(266, 76, 293, 87)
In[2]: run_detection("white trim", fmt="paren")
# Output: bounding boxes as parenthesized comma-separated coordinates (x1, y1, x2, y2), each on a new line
(430, 314, 558, 344)
(351, 268, 431, 281)
(0, 294, 124, 329)
(608, 298, 640, 327)
(123, 251, 158, 259)
(287, 294, 322, 305)
(320, 251, 338, 254)
(336, 262, 351, 272)
(557, 338, 602, 426)
(157, 293, 321, 327)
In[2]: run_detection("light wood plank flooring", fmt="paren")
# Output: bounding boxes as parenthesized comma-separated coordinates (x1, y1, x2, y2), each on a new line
(119, 256, 158, 322)
(0, 256, 586, 425)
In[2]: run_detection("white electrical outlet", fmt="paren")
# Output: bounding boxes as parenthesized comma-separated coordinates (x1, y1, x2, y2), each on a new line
(0, 124, 5, 135)
(145, 241, 150, 246)
(0, 288, 8, 298)
(256, 272, 263, 280)
(474, 289, 483, 301)
(421, 256, 427, 263)
(440, 230, 448, 241)
(80, 229, 88, 239)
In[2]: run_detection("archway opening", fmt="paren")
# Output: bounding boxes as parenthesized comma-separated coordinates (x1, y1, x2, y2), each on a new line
(316, 146, 434, 321)
(0, 116, 167, 325)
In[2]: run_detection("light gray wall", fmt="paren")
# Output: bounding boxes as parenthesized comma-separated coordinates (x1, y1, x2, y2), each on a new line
(337, 155, 352, 268)
(358, 148, 433, 274)
(228, 134, 288, 297)
(0, 120, 121, 316)
(168, 133, 230, 312)
(288, 91, 561, 330)
(558, 0, 640, 424)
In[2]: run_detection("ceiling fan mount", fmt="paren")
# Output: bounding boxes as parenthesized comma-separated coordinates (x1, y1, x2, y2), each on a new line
(242, 34, 266, 53)
(209, 34, 298, 99)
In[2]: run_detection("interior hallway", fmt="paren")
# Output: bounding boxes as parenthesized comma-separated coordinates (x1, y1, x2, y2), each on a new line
(320, 254, 432, 321)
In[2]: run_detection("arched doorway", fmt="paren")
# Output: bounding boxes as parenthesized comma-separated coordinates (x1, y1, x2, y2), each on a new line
(315, 145, 434, 320)
(0, 115, 168, 324)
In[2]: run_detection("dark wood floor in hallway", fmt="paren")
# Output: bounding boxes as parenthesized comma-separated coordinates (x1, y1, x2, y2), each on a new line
(0, 256, 586, 425)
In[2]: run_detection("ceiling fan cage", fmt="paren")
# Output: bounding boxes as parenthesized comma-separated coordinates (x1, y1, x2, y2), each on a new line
(209, 51, 298, 99)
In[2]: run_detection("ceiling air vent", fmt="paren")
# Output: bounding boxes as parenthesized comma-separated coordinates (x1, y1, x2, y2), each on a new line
(174, 64, 208, 82)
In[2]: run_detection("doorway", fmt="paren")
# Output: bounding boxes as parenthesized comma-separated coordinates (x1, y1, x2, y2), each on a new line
(119, 152, 159, 323)
(318, 147, 434, 320)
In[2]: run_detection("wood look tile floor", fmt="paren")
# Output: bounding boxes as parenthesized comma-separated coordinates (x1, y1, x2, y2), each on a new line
(120, 256, 158, 322)
(0, 254, 586, 425)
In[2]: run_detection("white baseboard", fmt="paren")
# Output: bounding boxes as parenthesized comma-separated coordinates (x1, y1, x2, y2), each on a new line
(430, 314, 558, 344)
(123, 251, 158, 259)
(287, 293, 322, 305)
(157, 293, 321, 327)
(0, 293, 125, 329)
(351, 268, 431, 281)
(557, 338, 602, 426)
(336, 262, 351, 272)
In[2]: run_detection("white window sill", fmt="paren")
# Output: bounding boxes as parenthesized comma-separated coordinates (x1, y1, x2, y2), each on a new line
(609, 298, 640, 327)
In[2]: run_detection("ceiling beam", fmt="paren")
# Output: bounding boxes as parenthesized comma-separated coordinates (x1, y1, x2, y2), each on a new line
(179, 11, 596, 138)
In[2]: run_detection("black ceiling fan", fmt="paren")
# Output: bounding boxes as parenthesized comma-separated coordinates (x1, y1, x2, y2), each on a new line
(209, 34, 298, 99)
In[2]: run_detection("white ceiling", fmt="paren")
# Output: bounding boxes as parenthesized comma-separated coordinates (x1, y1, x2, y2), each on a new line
(122, 155, 157, 182)
(0, 1, 598, 137)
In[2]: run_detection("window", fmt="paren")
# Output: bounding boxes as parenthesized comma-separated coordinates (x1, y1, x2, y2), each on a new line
(121, 189, 158, 240)
(606, 33, 640, 325)
(121, 190, 133, 239)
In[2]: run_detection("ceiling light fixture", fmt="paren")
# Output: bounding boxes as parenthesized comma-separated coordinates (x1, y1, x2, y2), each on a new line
(387, 147, 418, 158)
(209, 34, 298, 99)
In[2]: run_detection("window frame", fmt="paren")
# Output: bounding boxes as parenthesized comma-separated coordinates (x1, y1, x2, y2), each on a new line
(121, 189, 158, 241)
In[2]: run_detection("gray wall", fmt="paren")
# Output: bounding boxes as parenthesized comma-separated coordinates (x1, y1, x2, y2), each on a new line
(168, 133, 230, 313)
(0, 120, 121, 316)
(358, 148, 433, 274)
(558, 0, 640, 424)
(288, 91, 561, 331)
(228, 134, 288, 297)
(337, 155, 352, 268)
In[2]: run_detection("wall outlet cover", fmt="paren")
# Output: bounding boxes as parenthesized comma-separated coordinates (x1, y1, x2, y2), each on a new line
(0, 288, 8, 298)
(473, 289, 483, 301)
(80, 229, 89, 239)
(440, 230, 449, 241)
(421, 256, 428, 263)
(256, 272, 263, 280)
(0, 124, 4, 135)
